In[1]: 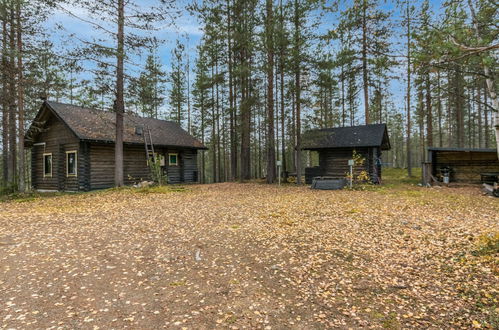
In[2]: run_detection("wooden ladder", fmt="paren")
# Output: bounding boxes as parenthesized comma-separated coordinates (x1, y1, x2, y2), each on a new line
(143, 126, 155, 165)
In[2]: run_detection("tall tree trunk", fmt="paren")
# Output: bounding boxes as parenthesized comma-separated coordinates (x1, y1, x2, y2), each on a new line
(114, 0, 125, 187)
(211, 64, 217, 183)
(216, 58, 222, 182)
(405, 1, 412, 176)
(279, 0, 287, 183)
(293, 0, 302, 184)
(227, 0, 237, 181)
(201, 95, 206, 183)
(361, 0, 369, 125)
(1, 17, 9, 186)
(341, 61, 346, 127)
(477, 79, 483, 148)
(454, 64, 465, 148)
(484, 80, 489, 148)
(240, 57, 251, 181)
(187, 51, 191, 133)
(265, 0, 276, 184)
(418, 90, 425, 164)
(16, 1, 24, 191)
(7, 7, 16, 187)
(425, 73, 433, 148)
(437, 70, 443, 147)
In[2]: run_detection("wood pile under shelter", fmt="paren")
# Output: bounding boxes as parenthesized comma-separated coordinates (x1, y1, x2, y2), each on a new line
(422, 147, 499, 185)
(301, 124, 391, 184)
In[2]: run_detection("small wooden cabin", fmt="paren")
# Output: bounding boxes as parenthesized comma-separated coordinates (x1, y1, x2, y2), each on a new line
(25, 101, 207, 191)
(302, 124, 391, 184)
(425, 147, 499, 184)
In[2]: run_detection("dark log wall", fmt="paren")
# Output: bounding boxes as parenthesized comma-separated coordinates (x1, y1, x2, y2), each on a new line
(89, 144, 115, 189)
(431, 150, 499, 183)
(318, 148, 371, 178)
(162, 149, 198, 184)
(89, 144, 199, 189)
(78, 142, 91, 191)
(182, 149, 198, 183)
(89, 144, 151, 189)
(31, 115, 80, 191)
(304, 147, 382, 184)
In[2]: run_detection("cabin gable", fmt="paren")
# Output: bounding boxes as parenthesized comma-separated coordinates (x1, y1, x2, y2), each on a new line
(30, 110, 81, 191)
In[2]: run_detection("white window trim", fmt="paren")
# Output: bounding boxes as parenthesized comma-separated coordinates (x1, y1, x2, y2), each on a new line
(43, 153, 52, 178)
(66, 150, 78, 177)
(168, 153, 178, 166)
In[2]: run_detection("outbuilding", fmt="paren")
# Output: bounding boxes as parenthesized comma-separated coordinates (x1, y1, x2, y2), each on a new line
(25, 101, 207, 191)
(423, 147, 499, 184)
(302, 124, 391, 184)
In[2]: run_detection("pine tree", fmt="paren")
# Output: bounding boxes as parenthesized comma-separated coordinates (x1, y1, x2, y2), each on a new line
(169, 40, 187, 125)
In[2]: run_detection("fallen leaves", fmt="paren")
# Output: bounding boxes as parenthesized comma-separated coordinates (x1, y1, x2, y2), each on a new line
(0, 183, 497, 328)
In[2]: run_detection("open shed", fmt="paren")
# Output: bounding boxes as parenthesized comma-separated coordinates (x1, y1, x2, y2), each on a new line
(302, 124, 391, 184)
(424, 147, 499, 184)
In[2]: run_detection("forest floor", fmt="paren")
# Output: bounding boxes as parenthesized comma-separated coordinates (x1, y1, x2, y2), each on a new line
(0, 171, 498, 329)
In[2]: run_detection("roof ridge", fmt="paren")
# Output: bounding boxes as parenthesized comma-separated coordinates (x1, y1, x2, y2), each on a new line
(46, 100, 177, 125)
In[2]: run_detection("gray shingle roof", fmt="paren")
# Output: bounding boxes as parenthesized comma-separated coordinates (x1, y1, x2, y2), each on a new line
(27, 101, 207, 149)
(302, 124, 390, 150)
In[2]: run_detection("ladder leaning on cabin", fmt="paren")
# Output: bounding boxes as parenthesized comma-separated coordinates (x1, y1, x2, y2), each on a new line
(143, 126, 156, 165)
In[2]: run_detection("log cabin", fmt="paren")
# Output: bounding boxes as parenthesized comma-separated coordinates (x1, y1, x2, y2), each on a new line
(302, 124, 391, 184)
(25, 101, 207, 191)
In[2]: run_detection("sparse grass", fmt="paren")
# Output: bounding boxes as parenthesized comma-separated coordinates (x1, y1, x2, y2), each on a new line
(382, 167, 421, 186)
(0, 190, 66, 203)
(134, 184, 188, 194)
(472, 232, 499, 257)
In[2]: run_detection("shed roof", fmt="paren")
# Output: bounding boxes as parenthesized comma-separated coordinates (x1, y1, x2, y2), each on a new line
(302, 124, 390, 150)
(427, 147, 497, 153)
(26, 101, 207, 149)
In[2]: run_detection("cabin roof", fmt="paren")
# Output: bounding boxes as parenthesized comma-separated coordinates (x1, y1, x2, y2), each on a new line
(302, 124, 391, 150)
(427, 147, 497, 153)
(26, 101, 207, 149)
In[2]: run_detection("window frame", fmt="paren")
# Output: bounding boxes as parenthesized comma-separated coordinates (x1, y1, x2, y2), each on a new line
(43, 153, 53, 178)
(66, 150, 78, 177)
(168, 153, 178, 166)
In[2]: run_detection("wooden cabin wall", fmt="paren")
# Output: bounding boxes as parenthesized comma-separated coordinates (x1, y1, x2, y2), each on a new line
(31, 115, 80, 191)
(182, 149, 198, 183)
(318, 147, 371, 178)
(89, 144, 152, 189)
(78, 142, 91, 191)
(89, 144, 115, 189)
(431, 151, 499, 183)
(89, 144, 199, 188)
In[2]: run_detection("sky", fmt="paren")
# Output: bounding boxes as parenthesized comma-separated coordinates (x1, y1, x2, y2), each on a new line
(44, 0, 447, 119)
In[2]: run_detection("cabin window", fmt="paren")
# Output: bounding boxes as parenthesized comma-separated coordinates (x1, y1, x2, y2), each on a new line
(43, 153, 52, 178)
(135, 126, 143, 136)
(168, 153, 178, 166)
(66, 151, 77, 177)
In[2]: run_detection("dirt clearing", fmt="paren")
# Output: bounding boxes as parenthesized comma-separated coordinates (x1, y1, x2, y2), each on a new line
(0, 183, 497, 329)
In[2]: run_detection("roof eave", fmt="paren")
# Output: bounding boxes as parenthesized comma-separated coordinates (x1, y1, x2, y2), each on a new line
(80, 138, 208, 150)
